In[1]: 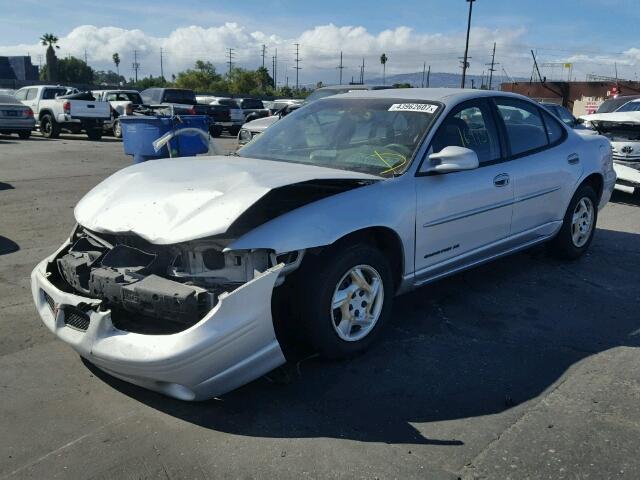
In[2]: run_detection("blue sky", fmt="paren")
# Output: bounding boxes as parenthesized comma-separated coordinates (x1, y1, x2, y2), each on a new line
(1, 0, 639, 84)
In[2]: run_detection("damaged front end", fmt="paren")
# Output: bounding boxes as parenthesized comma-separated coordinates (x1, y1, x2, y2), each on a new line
(590, 121, 640, 188)
(49, 226, 302, 334)
(31, 226, 302, 400)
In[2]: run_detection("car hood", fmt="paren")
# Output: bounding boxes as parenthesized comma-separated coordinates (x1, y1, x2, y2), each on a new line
(580, 112, 640, 124)
(243, 116, 278, 132)
(74, 156, 379, 245)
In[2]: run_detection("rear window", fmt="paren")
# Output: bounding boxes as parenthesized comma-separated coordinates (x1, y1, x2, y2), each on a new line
(0, 94, 19, 104)
(218, 99, 240, 108)
(596, 97, 640, 113)
(162, 89, 196, 104)
(616, 101, 640, 112)
(42, 88, 67, 100)
(241, 99, 264, 109)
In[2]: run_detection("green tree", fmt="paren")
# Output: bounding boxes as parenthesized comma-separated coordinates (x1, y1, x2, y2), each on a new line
(174, 60, 224, 92)
(40, 33, 60, 81)
(226, 67, 274, 95)
(380, 53, 388, 85)
(94, 70, 125, 85)
(40, 57, 94, 83)
(112, 53, 120, 76)
(130, 75, 168, 89)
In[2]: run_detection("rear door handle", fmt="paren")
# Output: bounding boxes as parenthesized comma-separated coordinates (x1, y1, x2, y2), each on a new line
(493, 173, 510, 187)
(567, 153, 580, 164)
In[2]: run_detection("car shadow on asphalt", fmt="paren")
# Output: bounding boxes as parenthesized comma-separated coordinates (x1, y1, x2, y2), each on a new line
(0, 236, 20, 255)
(610, 189, 640, 207)
(0, 182, 14, 191)
(85, 228, 640, 446)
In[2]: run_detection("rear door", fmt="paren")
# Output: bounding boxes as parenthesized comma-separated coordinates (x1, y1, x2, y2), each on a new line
(492, 97, 582, 240)
(414, 98, 514, 277)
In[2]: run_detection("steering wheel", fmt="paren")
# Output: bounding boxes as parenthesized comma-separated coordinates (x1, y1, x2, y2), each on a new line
(382, 143, 412, 157)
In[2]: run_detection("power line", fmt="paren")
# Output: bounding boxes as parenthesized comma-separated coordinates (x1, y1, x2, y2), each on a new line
(293, 43, 301, 90)
(337, 51, 345, 84)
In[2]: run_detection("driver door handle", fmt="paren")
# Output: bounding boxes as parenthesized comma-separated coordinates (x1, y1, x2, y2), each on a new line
(567, 153, 580, 164)
(493, 173, 510, 187)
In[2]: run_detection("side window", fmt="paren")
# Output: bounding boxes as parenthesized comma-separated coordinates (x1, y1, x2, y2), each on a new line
(25, 88, 38, 100)
(541, 110, 565, 144)
(430, 100, 501, 164)
(106, 93, 118, 102)
(15, 89, 28, 100)
(495, 98, 548, 156)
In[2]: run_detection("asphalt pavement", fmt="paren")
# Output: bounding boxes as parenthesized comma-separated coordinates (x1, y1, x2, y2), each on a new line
(1, 131, 639, 479)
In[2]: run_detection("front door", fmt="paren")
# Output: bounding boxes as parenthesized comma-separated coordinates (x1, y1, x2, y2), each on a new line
(414, 99, 514, 279)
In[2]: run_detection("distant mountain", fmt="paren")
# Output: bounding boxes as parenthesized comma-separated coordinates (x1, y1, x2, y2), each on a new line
(362, 70, 524, 89)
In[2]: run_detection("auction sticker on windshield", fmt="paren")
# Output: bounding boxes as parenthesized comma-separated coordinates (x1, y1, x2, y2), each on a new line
(388, 103, 438, 113)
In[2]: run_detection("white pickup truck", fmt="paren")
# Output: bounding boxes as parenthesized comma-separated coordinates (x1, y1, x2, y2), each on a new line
(15, 85, 110, 140)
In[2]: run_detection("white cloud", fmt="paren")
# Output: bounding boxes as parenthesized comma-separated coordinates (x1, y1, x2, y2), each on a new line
(2, 22, 637, 84)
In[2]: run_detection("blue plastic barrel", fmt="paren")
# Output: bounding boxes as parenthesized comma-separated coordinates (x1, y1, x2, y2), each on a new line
(120, 115, 210, 163)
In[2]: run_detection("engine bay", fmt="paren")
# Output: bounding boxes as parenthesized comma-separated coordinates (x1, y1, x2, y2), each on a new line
(48, 227, 288, 333)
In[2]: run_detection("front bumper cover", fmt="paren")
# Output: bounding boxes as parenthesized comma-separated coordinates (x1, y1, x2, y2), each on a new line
(31, 257, 286, 401)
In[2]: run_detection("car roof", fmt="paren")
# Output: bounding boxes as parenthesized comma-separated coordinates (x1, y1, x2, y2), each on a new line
(329, 87, 532, 105)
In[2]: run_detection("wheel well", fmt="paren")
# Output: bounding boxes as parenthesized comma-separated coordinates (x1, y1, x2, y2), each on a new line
(582, 173, 603, 202)
(330, 227, 405, 290)
(38, 110, 53, 120)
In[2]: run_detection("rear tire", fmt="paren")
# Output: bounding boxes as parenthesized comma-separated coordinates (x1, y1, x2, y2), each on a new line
(209, 126, 222, 137)
(547, 183, 598, 259)
(40, 114, 60, 139)
(86, 129, 102, 141)
(296, 242, 394, 359)
(228, 126, 240, 136)
(18, 131, 31, 139)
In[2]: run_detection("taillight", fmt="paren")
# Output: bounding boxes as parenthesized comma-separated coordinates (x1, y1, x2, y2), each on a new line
(25, 108, 34, 118)
(63, 101, 71, 114)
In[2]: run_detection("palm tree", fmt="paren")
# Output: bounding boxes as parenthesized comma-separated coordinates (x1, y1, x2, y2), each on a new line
(40, 33, 60, 81)
(380, 53, 388, 85)
(112, 53, 120, 76)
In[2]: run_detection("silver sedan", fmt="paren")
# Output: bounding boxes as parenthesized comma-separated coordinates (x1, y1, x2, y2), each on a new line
(0, 94, 35, 138)
(31, 88, 615, 400)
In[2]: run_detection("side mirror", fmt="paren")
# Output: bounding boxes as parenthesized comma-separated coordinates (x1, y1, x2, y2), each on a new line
(421, 146, 479, 174)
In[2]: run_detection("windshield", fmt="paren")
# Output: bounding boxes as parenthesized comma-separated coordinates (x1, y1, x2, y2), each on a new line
(238, 97, 440, 177)
(596, 97, 640, 113)
(218, 99, 240, 108)
(305, 88, 353, 103)
(616, 101, 640, 112)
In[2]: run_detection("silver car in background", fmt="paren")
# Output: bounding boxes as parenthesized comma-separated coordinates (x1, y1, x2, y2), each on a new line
(32, 88, 615, 400)
(0, 93, 35, 138)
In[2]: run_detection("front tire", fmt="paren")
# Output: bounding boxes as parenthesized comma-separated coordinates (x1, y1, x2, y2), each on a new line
(548, 183, 598, 259)
(297, 243, 394, 358)
(40, 114, 60, 138)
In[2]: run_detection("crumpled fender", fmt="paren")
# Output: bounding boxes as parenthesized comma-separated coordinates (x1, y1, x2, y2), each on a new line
(226, 177, 414, 276)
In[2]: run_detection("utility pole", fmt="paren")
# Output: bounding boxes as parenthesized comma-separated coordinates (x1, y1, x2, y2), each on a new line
(160, 48, 164, 79)
(84, 49, 87, 64)
(293, 43, 301, 91)
(261, 44, 266, 68)
(227, 48, 234, 75)
(421, 62, 426, 87)
(272, 54, 276, 88)
(132, 50, 140, 82)
(485, 42, 498, 89)
(360, 57, 365, 84)
(337, 51, 345, 85)
(461, 0, 476, 88)
(274, 48, 278, 88)
(426, 65, 431, 87)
